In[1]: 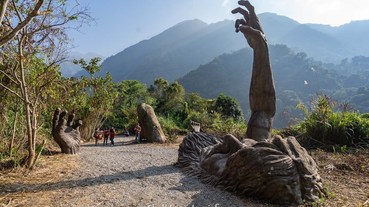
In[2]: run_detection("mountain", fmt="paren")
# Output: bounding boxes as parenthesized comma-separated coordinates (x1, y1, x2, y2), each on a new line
(258, 13, 365, 62)
(178, 45, 344, 128)
(75, 19, 245, 84)
(73, 13, 369, 85)
(308, 20, 369, 55)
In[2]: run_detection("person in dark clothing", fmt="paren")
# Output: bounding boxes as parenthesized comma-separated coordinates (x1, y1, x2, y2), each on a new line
(110, 127, 116, 146)
(103, 128, 110, 146)
(134, 123, 141, 143)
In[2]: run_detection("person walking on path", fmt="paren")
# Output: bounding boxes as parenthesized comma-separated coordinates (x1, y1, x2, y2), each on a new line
(110, 127, 116, 146)
(134, 123, 141, 143)
(103, 128, 110, 146)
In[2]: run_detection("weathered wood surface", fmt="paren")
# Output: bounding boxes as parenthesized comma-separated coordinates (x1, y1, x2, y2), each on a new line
(137, 103, 166, 143)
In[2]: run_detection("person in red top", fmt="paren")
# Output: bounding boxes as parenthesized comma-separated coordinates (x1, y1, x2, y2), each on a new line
(94, 128, 102, 146)
(103, 128, 110, 146)
(110, 127, 116, 146)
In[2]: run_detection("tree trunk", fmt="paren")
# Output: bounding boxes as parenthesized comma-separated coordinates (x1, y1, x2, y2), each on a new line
(25, 104, 35, 168)
(18, 35, 35, 168)
(31, 105, 38, 158)
(9, 109, 18, 156)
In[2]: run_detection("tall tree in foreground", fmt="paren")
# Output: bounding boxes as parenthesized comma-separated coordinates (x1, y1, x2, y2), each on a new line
(0, 0, 90, 168)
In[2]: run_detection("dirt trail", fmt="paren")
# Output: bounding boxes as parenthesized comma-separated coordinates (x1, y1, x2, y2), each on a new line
(0, 136, 276, 207)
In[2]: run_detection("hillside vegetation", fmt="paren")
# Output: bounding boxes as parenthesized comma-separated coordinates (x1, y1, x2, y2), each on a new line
(179, 45, 369, 128)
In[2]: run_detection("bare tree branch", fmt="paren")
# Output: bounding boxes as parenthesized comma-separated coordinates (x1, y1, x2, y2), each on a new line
(0, 69, 19, 85)
(0, 82, 25, 102)
(11, 0, 23, 22)
(0, 0, 9, 27)
(0, 0, 44, 47)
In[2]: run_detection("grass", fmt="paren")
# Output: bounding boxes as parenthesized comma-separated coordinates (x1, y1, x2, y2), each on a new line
(0, 152, 79, 207)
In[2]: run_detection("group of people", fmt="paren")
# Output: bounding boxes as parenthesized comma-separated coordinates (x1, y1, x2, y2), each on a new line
(93, 123, 141, 145)
(94, 127, 116, 146)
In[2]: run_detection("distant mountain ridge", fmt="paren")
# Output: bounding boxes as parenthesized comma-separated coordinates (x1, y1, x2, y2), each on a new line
(72, 12, 369, 84)
(178, 45, 369, 128)
(260, 13, 369, 62)
(75, 19, 245, 83)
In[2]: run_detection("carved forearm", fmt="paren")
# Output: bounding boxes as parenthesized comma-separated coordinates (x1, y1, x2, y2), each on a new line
(249, 47, 276, 115)
(233, 1, 276, 141)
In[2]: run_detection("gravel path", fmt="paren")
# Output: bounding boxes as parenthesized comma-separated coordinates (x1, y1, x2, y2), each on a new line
(1, 136, 277, 207)
(58, 136, 251, 207)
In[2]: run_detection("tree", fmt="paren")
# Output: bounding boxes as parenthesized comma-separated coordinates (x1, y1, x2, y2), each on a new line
(110, 80, 152, 130)
(72, 58, 119, 140)
(213, 93, 243, 120)
(73, 58, 102, 77)
(162, 81, 185, 114)
(0, 0, 90, 167)
(0, 0, 43, 46)
(151, 78, 185, 116)
(151, 77, 169, 110)
(184, 93, 211, 114)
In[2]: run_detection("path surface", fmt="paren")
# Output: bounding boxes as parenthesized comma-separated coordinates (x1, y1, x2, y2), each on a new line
(58, 136, 252, 207)
(1, 136, 277, 207)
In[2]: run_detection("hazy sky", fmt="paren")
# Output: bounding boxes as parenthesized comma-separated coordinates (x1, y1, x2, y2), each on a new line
(68, 0, 369, 57)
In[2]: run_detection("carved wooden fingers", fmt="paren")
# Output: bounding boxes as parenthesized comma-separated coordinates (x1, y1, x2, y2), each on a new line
(52, 109, 82, 154)
(232, 0, 266, 48)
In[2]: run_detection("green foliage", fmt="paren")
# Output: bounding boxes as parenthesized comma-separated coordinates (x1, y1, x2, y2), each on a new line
(213, 93, 243, 121)
(108, 80, 153, 130)
(152, 78, 185, 116)
(133, 78, 248, 139)
(209, 113, 247, 138)
(73, 57, 102, 76)
(157, 116, 187, 142)
(284, 95, 369, 148)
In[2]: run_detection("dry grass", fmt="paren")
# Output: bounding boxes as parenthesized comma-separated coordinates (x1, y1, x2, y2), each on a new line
(0, 153, 78, 207)
(310, 149, 369, 207)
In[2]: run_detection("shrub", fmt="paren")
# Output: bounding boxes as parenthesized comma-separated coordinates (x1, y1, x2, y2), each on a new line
(158, 116, 187, 143)
(183, 111, 246, 138)
(283, 95, 369, 149)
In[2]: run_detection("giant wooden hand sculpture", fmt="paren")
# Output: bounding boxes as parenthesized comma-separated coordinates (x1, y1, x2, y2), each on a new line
(233, 0, 276, 141)
(52, 109, 82, 154)
(177, 1, 325, 205)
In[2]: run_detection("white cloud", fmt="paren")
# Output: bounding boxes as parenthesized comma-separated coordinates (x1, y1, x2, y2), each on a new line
(222, 0, 230, 7)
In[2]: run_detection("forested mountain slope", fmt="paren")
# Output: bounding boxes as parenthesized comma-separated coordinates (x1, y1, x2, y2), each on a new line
(72, 13, 369, 83)
(178, 45, 369, 127)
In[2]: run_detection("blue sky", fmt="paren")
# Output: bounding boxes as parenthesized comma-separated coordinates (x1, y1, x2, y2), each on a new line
(67, 0, 369, 57)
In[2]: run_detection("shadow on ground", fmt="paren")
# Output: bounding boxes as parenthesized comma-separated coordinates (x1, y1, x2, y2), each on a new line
(0, 164, 177, 194)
